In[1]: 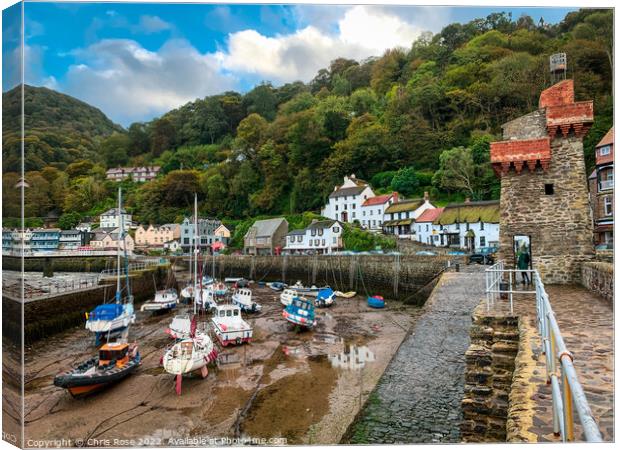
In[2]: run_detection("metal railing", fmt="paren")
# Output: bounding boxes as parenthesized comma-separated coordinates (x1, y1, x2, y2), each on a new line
(485, 261, 603, 442)
(3, 276, 101, 300)
(100, 260, 161, 277)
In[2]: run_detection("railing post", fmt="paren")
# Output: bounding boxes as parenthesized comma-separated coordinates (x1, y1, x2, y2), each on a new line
(508, 269, 513, 314)
(562, 365, 575, 441)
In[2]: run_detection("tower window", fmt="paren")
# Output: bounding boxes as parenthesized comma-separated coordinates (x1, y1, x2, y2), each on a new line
(544, 184, 554, 195)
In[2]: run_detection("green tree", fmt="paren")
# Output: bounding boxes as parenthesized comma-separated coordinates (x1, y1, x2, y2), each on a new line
(390, 167, 420, 197)
(58, 211, 82, 230)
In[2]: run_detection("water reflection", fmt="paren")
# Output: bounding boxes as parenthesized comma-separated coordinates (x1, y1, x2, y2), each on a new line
(328, 345, 375, 370)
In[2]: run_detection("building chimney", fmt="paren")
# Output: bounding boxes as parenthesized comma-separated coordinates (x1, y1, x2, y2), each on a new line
(334, 185, 338, 191)
(424, 191, 429, 201)
(351, 173, 356, 179)
(465, 197, 471, 203)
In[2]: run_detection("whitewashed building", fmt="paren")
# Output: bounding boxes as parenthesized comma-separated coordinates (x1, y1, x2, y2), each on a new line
(284, 220, 344, 255)
(382, 193, 436, 239)
(415, 208, 445, 246)
(99, 208, 132, 231)
(360, 192, 399, 231)
(432, 200, 500, 250)
(106, 166, 161, 182)
(321, 175, 375, 224)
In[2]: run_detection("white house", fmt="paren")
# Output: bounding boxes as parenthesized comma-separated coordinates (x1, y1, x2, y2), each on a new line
(99, 208, 132, 231)
(90, 229, 135, 253)
(321, 175, 375, 224)
(163, 239, 181, 253)
(382, 193, 436, 239)
(432, 200, 500, 250)
(360, 192, 399, 231)
(59, 229, 84, 250)
(284, 220, 344, 255)
(415, 208, 445, 246)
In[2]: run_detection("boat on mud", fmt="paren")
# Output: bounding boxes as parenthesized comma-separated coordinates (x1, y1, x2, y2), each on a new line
(290, 280, 329, 297)
(232, 288, 262, 312)
(162, 327, 218, 395)
(166, 314, 193, 339)
(367, 295, 386, 309)
(140, 288, 179, 312)
(85, 188, 135, 344)
(211, 304, 253, 346)
(280, 288, 297, 306)
(315, 288, 336, 307)
(54, 341, 140, 398)
(283, 296, 316, 328)
(267, 281, 287, 291)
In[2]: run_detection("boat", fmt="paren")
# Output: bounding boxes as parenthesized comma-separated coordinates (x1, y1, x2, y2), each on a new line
(290, 281, 328, 297)
(267, 281, 287, 291)
(334, 291, 356, 298)
(194, 285, 217, 311)
(140, 288, 179, 312)
(85, 187, 135, 345)
(367, 295, 386, 309)
(280, 288, 297, 306)
(283, 296, 316, 328)
(315, 288, 336, 307)
(166, 314, 192, 340)
(211, 304, 253, 346)
(54, 341, 140, 398)
(202, 275, 214, 286)
(232, 288, 261, 312)
(180, 285, 194, 302)
(212, 281, 228, 296)
(162, 327, 218, 395)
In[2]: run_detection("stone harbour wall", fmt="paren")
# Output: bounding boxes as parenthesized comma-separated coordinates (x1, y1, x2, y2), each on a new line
(461, 304, 520, 442)
(183, 254, 460, 305)
(581, 261, 613, 303)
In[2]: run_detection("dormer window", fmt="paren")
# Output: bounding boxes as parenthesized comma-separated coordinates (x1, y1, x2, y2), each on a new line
(599, 145, 611, 156)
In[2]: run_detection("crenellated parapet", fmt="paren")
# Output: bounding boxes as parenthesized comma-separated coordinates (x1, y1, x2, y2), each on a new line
(490, 138, 551, 176)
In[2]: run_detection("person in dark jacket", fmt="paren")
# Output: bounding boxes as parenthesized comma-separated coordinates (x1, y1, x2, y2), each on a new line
(517, 248, 531, 285)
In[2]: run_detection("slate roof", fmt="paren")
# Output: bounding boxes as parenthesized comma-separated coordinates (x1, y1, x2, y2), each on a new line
(247, 218, 288, 238)
(328, 185, 367, 199)
(308, 220, 339, 230)
(101, 208, 129, 216)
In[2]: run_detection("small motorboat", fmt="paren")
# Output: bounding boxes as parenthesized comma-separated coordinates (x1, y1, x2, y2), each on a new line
(162, 328, 217, 395)
(54, 341, 140, 398)
(85, 303, 135, 345)
(267, 281, 287, 291)
(315, 288, 336, 307)
(211, 304, 253, 346)
(141, 288, 179, 312)
(283, 296, 316, 328)
(280, 288, 297, 307)
(290, 281, 328, 297)
(232, 288, 261, 312)
(166, 314, 192, 340)
(367, 295, 386, 309)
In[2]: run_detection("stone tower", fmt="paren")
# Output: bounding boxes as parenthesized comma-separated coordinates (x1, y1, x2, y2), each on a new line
(490, 79, 594, 284)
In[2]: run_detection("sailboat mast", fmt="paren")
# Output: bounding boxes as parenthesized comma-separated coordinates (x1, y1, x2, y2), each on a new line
(116, 187, 122, 302)
(194, 194, 198, 314)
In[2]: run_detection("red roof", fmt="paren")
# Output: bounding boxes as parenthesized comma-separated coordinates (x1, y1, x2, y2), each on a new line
(416, 208, 444, 223)
(362, 193, 397, 206)
(596, 127, 614, 148)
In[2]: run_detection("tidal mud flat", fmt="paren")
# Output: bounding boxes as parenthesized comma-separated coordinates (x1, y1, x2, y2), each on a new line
(23, 285, 422, 446)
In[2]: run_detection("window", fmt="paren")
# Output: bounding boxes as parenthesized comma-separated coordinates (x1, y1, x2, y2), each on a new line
(344, 204, 348, 210)
(466, 223, 470, 231)
(333, 237, 337, 244)
(363, 211, 366, 216)
(480, 236, 486, 247)
(370, 210, 373, 215)
(311, 229, 316, 236)
(318, 229, 324, 236)
(333, 226, 339, 233)
(352, 203, 356, 209)
(418, 225, 422, 232)
(352, 212, 356, 218)
(322, 239, 325, 246)
(426, 224, 429, 232)
(480, 222, 484, 230)
(604, 196, 613, 216)
(372, 220, 376, 227)
(377, 209, 380, 215)
(599, 145, 611, 156)
(290, 236, 294, 243)
(545, 184, 554, 195)
(456, 222, 460, 230)
(315, 239, 320, 245)
(297, 236, 302, 242)
(335, 205, 338, 211)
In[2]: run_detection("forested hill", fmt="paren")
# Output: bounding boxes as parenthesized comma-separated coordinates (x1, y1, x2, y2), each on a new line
(2, 9, 613, 228)
(2, 85, 123, 171)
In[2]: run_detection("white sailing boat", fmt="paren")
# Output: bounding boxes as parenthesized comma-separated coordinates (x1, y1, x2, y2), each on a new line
(85, 187, 135, 344)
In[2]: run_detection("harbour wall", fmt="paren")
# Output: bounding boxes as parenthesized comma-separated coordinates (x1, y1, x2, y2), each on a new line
(2, 267, 173, 345)
(580, 261, 613, 303)
(3, 255, 116, 273)
(178, 254, 461, 304)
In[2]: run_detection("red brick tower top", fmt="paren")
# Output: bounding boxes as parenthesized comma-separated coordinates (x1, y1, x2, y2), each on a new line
(490, 79, 594, 176)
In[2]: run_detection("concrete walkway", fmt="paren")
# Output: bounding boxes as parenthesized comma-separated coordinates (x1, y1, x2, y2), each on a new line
(347, 268, 486, 444)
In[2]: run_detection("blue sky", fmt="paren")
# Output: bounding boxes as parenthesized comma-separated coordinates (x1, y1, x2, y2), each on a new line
(3, 2, 577, 126)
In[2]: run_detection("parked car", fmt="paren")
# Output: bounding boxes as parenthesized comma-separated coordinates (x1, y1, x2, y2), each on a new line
(468, 247, 497, 265)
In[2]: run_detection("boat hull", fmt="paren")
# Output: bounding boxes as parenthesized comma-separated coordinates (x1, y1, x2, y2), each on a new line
(367, 296, 385, 309)
(140, 301, 177, 312)
(54, 357, 140, 398)
(282, 310, 315, 328)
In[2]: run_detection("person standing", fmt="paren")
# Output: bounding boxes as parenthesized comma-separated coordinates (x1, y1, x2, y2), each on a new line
(517, 247, 531, 285)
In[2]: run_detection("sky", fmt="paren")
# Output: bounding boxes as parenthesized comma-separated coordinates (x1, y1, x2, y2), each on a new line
(2, 2, 578, 126)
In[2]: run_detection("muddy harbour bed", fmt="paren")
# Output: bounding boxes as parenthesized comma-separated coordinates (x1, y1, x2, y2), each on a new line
(22, 285, 423, 446)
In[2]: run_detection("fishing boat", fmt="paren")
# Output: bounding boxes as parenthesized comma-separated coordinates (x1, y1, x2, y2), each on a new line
(315, 288, 336, 307)
(283, 296, 316, 328)
(162, 327, 218, 395)
(231, 288, 261, 312)
(140, 288, 179, 312)
(54, 341, 140, 398)
(367, 295, 386, 309)
(211, 304, 253, 346)
(267, 281, 287, 291)
(166, 314, 192, 339)
(280, 288, 297, 306)
(85, 188, 135, 345)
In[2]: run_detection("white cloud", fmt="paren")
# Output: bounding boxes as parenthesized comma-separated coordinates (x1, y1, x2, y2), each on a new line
(62, 39, 237, 125)
(218, 5, 434, 84)
(133, 15, 173, 34)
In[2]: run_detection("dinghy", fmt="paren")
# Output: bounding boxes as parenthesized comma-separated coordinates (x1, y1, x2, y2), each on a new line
(232, 288, 261, 312)
(290, 281, 329, 297)
(211, 304, 253, 346)
(334, 291, 356, 298)
(315, 288, 336, 307)
(367, 295, 385, 309)
(283, 296, 316, 328)
(54, 341, 140, 398)
(267, 281, 287, 291)
(141, 288, 179, 312)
